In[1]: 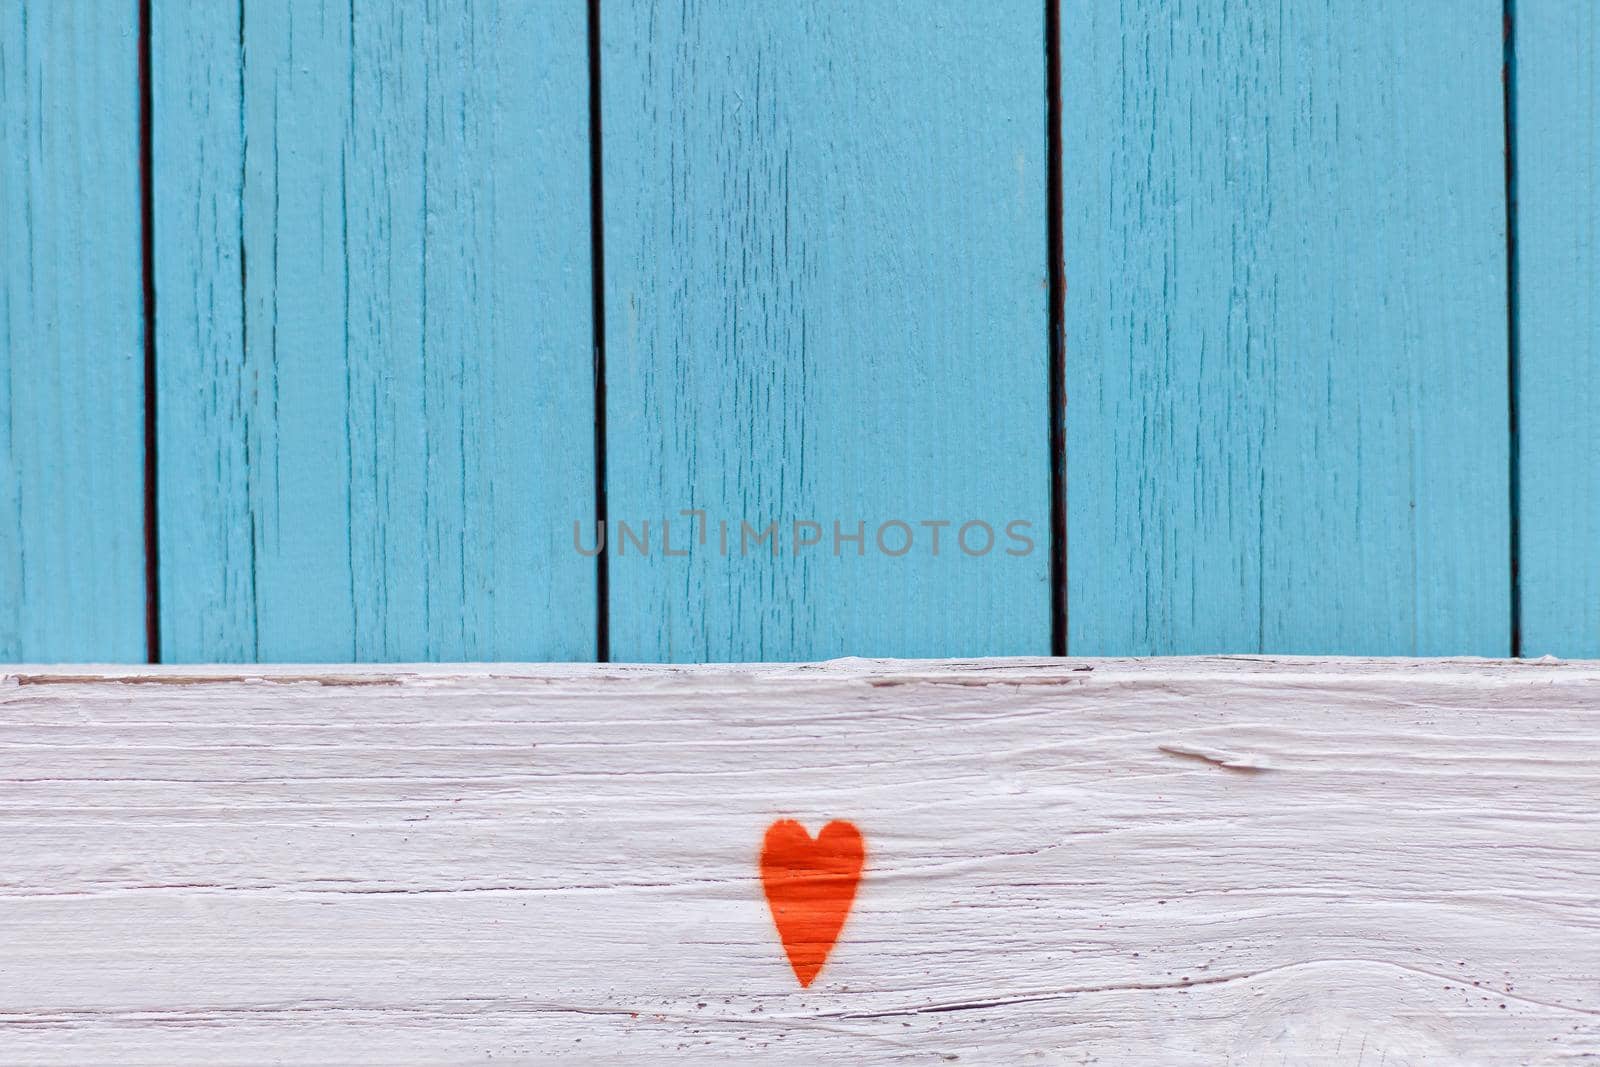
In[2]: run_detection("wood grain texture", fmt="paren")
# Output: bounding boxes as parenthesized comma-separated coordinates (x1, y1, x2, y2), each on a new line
(2, 658, 1597, 1064)
(0, 2, 146, 661)
(152, 0, 596, 662)
(1513, 2, 1600, 657)
(1062, 3, 1511, 656)
(600, 0, 1050, 662)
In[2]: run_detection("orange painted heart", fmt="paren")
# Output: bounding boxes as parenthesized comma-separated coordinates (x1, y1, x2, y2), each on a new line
(760, 819, 865, 987)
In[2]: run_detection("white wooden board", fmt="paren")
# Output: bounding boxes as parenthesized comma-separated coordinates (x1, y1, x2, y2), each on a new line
(1, 658, 1597, 1064)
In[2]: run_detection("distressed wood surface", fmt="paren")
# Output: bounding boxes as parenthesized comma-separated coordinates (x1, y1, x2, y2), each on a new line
(2, 658, 1597, 1064)
(0, 2, 146, 660)
(1513, 2, 1600, 658)
(600, 0, 1050, 661)
(1062, 3, 1511, 656)
(152, 0, 596, 662)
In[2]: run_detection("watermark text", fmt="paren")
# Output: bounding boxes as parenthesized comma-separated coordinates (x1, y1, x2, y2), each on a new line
(571, 511, 1035, 558)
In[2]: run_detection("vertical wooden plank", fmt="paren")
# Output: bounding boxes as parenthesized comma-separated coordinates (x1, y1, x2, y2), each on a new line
(1512, 2, 1600, 657)
(1063, 2, 1510, 656)
(0, 3, 146, 661)
(602, 0, 1050, 662)
(154, 0, 595, 662)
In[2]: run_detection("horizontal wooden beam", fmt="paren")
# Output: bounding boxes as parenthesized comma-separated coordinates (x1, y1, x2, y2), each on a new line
(2, 659, 1596, 1062)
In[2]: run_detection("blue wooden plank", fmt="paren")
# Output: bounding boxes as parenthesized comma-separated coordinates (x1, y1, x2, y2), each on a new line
(154, 0, 595, 662)
(1062, 2, 1511, 656)
(1512, 2, 1600, 657)
(601, 0, 1050, 662)
(0, 2, 147, 661)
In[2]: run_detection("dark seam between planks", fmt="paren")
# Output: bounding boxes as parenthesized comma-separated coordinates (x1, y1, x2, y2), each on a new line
(139, 0, 161, 663)
(1045, 0, 1066, 657)
(239, 0, 257, 661)
(586, 0, 610, 663)
(1503, 0, 1522, 658)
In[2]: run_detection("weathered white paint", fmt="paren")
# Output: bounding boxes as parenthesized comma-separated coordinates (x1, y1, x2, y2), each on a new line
(1, 658, 1597, 1064)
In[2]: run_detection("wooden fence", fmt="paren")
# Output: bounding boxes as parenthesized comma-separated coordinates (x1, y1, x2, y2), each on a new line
(3, 2, 1597, 663)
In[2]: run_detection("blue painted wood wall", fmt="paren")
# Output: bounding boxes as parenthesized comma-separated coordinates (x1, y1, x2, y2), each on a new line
(1, 2, 1594, 663)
